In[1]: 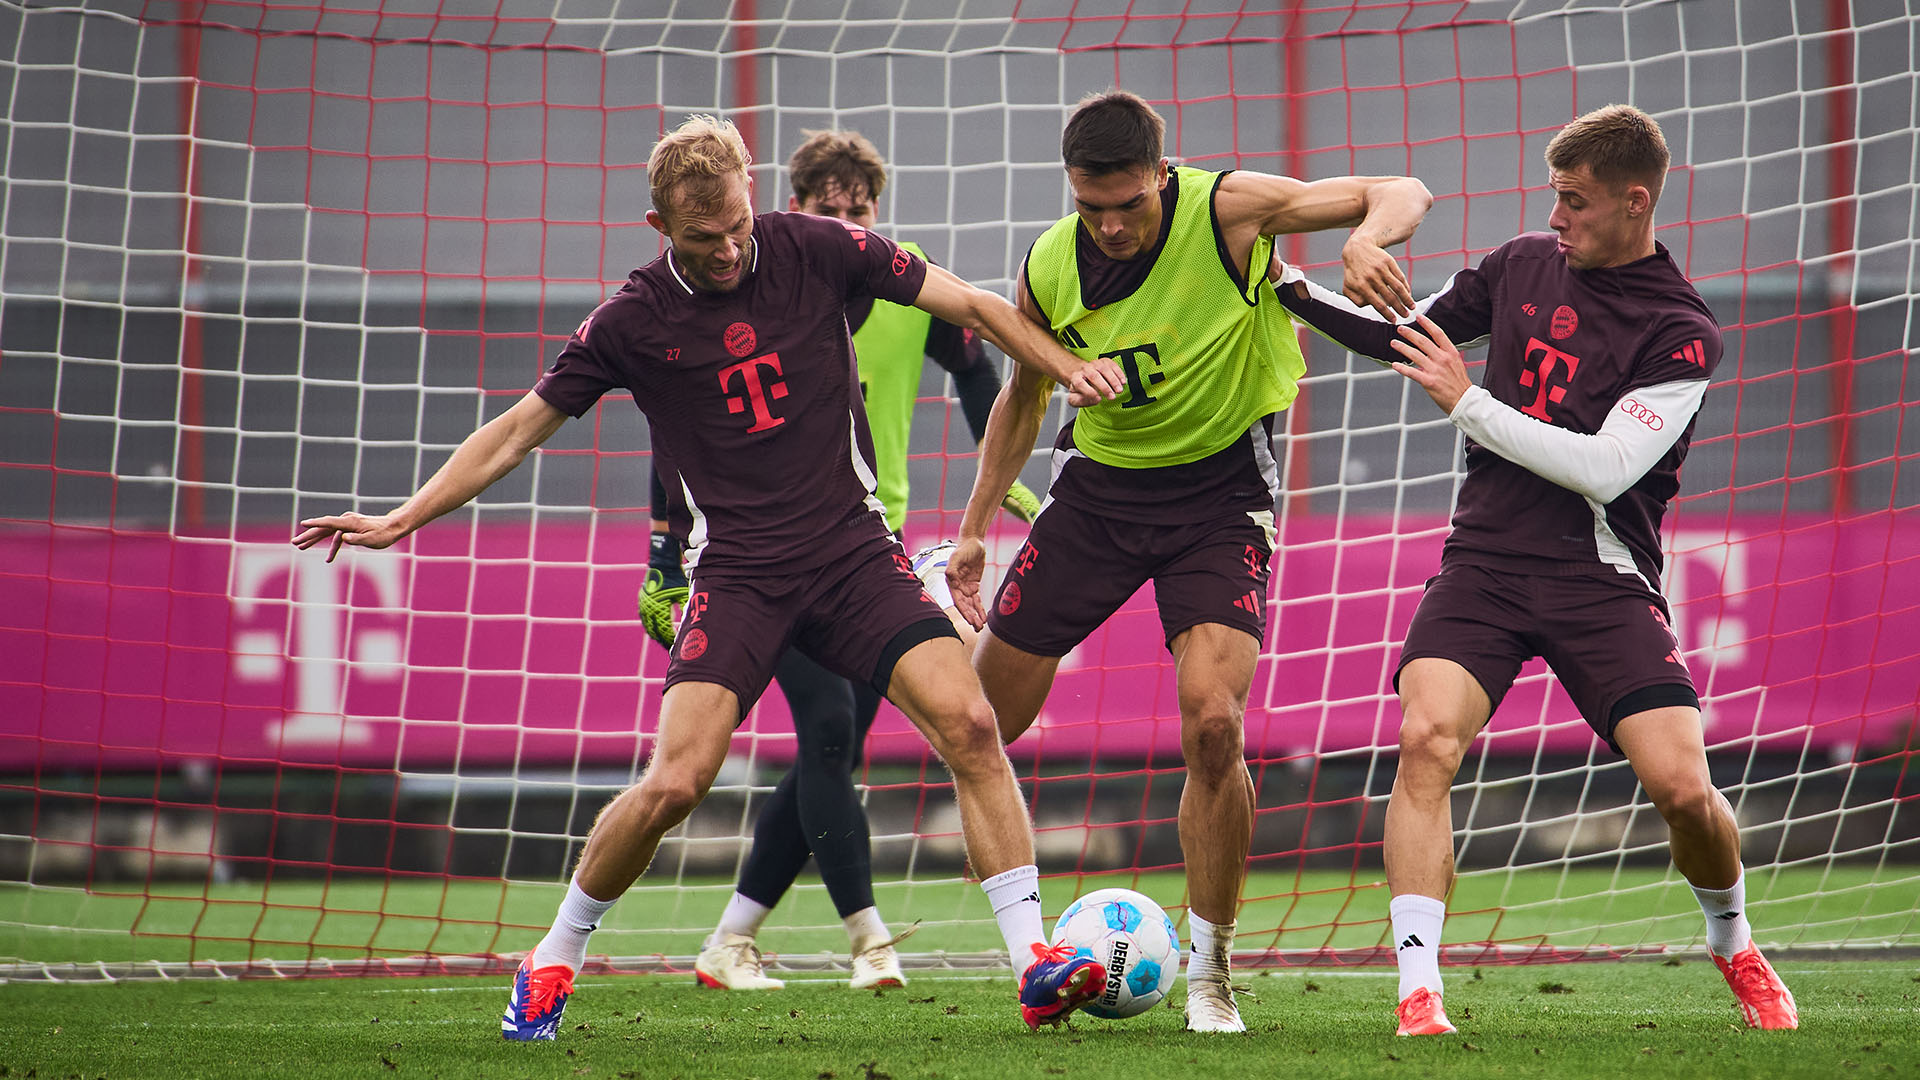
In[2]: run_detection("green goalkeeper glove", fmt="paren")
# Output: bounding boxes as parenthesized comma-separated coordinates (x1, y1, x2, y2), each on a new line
(637, 532, 689, 648)
(1001, 480, 1043, 525)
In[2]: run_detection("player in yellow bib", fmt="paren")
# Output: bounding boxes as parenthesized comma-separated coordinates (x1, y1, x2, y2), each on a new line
(945, 91, 1432, 1032)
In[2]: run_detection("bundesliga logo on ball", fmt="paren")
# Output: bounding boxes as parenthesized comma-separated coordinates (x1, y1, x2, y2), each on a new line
(1050, 888, 1181, 1019)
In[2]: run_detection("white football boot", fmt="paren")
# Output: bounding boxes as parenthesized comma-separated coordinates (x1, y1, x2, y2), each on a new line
(1185, 970, 1247, 1033)
(849, 922, 918, 990)
(848, 933, 906, 990)
(693, 932, 785, 990)
(908, 541, 957, 610)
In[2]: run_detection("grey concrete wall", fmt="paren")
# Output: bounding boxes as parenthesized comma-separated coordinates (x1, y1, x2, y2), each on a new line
(1, 0, 1914, 528)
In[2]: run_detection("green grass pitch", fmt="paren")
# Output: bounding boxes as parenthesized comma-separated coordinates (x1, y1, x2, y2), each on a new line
(2, 960, 1915, 1079)
(2, 867, 1915, 1078)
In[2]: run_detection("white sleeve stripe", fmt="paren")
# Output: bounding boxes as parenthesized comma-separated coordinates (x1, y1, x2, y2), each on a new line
(1275, 264, 1491, 352)
(1276, 263, 1391, 323)
(1447, 377, 1708, 504)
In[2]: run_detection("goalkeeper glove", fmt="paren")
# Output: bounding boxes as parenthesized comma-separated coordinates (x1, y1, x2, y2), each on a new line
(1001, 480, 1043, 525)
(637, 532, 689, 648)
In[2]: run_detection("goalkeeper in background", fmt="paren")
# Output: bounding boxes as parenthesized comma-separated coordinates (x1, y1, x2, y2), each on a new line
(639, 129, 1037, 993)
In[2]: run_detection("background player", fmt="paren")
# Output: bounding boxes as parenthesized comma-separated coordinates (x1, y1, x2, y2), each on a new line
(638, 129, 1039, 993)
(1266, 103, 1798, 1035)
(294, 115, 1127, 1039)
(943, 89, 1432, 1032)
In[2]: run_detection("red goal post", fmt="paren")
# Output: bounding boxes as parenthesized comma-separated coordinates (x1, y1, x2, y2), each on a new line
(0, 2, 1915, 979)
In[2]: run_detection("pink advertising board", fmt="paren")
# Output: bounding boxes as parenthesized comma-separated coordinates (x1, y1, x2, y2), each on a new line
(2, 512, 1915, 772)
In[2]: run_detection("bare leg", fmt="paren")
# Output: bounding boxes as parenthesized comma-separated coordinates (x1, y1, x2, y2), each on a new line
(885, 634, 1035, 876)
(1167, 623, 1257, 925)
(1613, 705, 1740, 890)
(1380, 657, 1490, 1026)
(1614, 704, 1797, 1028)
(972, 629, 1062, 746)
(573, 681, 739, 900)
(1382, 658, 1492, 901)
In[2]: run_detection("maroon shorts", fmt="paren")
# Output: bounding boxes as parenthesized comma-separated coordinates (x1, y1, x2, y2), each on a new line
(668, 535, 954, 721)
(985, 503, 1274, 657)
(1396, 562, 1697, 752)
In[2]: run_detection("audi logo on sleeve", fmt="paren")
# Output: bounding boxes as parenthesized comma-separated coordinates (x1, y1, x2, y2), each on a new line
(1618, 398, 1664, 430)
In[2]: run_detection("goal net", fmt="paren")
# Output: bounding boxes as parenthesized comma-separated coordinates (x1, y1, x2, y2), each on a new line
(2, 0, 1915, 980)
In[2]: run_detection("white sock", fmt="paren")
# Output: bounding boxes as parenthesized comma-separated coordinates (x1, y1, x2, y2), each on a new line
(1186, 911, 1234, 987)
(980, 864, 1045, 968)
(843, 905, 888, 948)
(1691, 871, 1752, 958)
(1390, 893, 1446, 1002)
(530, 878, 616, 973)
(713, 892, 774, 944)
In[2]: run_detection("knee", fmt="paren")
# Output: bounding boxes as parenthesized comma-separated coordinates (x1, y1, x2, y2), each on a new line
(630, 765, 712, 828)
(799, 728, 853, 774)
(1395, 708, 1470, 781)
(1651, 780, 1725, 835)
(927, 699, 1005, 778)
(1180, 704, 1246, 781)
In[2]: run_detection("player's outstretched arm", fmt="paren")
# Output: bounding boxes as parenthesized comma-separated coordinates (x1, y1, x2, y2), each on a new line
(292, 389, 568, 562)
(949, 364, 1052, 630)
(947, 271, 1056, 630)
(1264, 246, 1495, 368)
(911, 261, 1124, 407)
(1216, 170, 1431, 319)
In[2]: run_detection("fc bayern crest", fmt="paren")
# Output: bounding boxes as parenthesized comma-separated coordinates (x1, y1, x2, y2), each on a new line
(997, 582, 1022, 616)
(724, 321, 757, 357)
(680, 628, 709, 661)
(1550, 305, 1579, 339)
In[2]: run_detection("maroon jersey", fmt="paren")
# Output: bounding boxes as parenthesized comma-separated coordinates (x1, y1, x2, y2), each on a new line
(536, 211, 929, 576)
(1280, 234, 1720, 590)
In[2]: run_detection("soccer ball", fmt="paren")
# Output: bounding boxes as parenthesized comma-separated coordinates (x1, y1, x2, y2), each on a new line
(1049, 887, 1182, 1019)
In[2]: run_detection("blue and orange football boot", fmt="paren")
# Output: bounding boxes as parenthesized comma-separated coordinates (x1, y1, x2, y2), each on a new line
(501, 956, 576, 1041)
(1018, 941, 1105, 1029)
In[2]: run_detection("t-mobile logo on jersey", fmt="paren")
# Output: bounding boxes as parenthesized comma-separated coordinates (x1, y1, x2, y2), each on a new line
(1101, 342, 1165, 409)
(1518, 337, 1581, 421)
(718, 353, 790, 432)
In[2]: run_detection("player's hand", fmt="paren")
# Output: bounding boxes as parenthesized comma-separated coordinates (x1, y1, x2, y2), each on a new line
(1062, 355, 1127, 408)
(1388, 314, 1473, 414)
(946, 535, 989, 631)
(1340, 234, 1415, 320)
(292, 511, 407, 563)
(637, 566, 688, 648)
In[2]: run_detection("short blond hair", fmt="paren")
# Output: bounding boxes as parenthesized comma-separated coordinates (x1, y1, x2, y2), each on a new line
(1546, 104, 1669, 207)
(648, 114, 752, 218)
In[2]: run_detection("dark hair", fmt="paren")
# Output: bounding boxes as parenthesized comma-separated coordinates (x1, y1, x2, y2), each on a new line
(1061, 90, 1164, 175)
(1545, 104, 1670, 206)
(787, 129, 888, 205)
